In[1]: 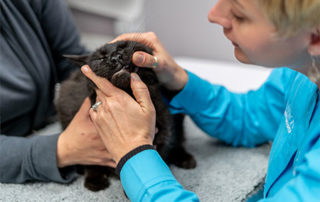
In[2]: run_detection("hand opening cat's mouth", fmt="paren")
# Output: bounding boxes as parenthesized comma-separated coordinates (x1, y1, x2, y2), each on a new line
(112, 65, 139, 79)
(111, 65, 139, 89)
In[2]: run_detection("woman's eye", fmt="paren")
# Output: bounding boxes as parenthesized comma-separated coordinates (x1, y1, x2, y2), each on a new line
(235, 15, 244, 21)
(231, 10, 245, 22)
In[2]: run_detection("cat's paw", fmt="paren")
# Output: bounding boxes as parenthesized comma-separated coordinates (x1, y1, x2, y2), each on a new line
(84, 175, 110, 192)
(174, 152, 197, 169)
(168, 147, 197, 169)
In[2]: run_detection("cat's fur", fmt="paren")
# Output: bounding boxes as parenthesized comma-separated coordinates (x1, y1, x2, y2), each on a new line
(56, 41, 196, 192)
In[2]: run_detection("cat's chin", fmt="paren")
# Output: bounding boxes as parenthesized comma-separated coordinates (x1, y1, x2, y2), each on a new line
(111, 69, 131, 90)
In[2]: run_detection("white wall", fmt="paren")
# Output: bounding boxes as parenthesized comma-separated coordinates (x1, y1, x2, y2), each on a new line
(68, 0, 240, 63)
(144, 0, 237, 63)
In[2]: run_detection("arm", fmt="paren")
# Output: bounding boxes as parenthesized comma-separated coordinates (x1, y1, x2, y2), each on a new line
(168, 68, 298, 147)
(109, 32, 297, 147)
(120, 149, 199, 202)
(0, 134, 76, 183)
(259, 136, 320, 202)
(0, 0, 79, 183)
(0, 98, 115, 183)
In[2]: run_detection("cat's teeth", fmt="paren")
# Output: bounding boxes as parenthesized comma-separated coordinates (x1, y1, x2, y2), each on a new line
(123, 65, 130, 71)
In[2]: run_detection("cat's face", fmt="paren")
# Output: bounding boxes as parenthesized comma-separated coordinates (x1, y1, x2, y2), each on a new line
(65, 41, 156, 90)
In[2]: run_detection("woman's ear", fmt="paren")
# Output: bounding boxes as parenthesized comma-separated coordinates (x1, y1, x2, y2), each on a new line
(308, 28, 320, 56)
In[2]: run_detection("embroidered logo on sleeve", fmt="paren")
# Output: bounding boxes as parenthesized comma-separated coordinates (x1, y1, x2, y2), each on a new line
(284, 105, 295, 134)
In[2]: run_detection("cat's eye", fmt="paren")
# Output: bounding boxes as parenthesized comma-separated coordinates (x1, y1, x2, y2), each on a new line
(111, 58, 117, 63)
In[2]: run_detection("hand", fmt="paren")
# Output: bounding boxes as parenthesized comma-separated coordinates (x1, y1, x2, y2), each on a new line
(56, 98, 116, 168)
(111, 32, 189, 91)
(81, 65, 156, 164)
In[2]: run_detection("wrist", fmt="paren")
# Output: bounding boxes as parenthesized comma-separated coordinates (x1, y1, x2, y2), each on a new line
(175, 67, 188, 90)
(113, 141, 153, 164)
(56, 133, 72, 168)
(165, 66, 188, 91)
(115, 144, 155, 176)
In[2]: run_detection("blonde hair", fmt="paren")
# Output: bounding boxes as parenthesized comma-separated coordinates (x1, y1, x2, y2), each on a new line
(256, 0, 320, 36)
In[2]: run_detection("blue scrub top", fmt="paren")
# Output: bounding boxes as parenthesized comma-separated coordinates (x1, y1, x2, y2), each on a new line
(120, 68, 320, 201)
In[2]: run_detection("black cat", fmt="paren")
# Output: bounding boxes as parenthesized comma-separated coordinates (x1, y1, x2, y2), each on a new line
(56, 40, 196, 192)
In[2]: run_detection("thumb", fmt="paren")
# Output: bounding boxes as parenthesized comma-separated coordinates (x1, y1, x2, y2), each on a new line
(132, 51, 158, 69)
(130, 73, 154, 112)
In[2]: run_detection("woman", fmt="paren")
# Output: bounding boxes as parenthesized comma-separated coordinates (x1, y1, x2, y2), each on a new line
(0, 0, 115, 183)
(82, 0, 320, 201)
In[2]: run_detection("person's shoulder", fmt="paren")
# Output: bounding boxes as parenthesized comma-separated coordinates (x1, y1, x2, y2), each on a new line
(264, 67, 299, 92)
(284, 67, 318, 107)
(27, 0, 62, 16)
(270, 67, 299, 80)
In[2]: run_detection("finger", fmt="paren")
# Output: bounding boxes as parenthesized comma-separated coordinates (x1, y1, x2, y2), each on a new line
(91, 158, 116, 167)
(132, 51, 159, 69)
(110, 33, 145, 44)
(96, 89, 105, 102)
(89, 100, 118, 141)
(95, 93, 102, 103)
(89, 107, 98, 122)
(81, 65, 116, 97)
(110, 32, 158, 50)
(80, 97, 91, 112)
(102, 160, 116, 168)
(89, 108, 109, 142)
(89, 102, 110, 124)
(98, 149, 114, 159)
(77, 97, 92, 119)
(130, 73, 154, 112)
(99, 147, 108, 152)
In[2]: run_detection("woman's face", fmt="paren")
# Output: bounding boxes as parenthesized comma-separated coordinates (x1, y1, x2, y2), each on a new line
(208, 0, 311, 70)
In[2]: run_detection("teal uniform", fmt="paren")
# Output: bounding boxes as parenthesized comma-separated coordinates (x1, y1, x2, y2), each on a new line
(120, 68, 320, 201)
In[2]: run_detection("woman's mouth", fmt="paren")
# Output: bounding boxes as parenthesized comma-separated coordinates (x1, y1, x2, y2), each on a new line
(223, 31, 239, 47)
(232, 41, 239, 47)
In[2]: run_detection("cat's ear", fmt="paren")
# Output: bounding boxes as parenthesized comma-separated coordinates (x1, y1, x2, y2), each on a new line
(63, 54, 90, 66)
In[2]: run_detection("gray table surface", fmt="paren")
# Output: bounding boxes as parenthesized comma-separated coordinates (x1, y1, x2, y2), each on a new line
(0, 116, 269, 202)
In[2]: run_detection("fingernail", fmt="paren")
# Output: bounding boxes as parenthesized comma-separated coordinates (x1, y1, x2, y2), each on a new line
(131, 73, 140, 81)
(82, 65, 89, 73)
(136, 53, 144, 64)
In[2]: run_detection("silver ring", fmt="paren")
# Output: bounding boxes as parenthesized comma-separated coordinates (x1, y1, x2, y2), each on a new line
(91, 101, 102, 112)
(152, 56, 158, 68)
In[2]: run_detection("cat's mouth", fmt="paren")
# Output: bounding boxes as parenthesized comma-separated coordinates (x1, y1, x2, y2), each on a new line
(110, 65, 139, 89)
(112, 65, 139, 79)
(126, 64, 139, 73)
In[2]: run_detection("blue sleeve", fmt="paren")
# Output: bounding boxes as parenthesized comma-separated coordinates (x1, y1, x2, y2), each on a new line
(259, 137, 320, 202)
(120, 149, 199, 202)
(169, 68, 297, 147)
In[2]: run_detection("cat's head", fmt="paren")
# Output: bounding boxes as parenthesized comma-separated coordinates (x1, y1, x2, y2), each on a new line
(64, 40, 157, 90)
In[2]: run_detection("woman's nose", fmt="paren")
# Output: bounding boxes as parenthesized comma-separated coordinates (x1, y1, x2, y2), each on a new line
(208, 0, 232, 29)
